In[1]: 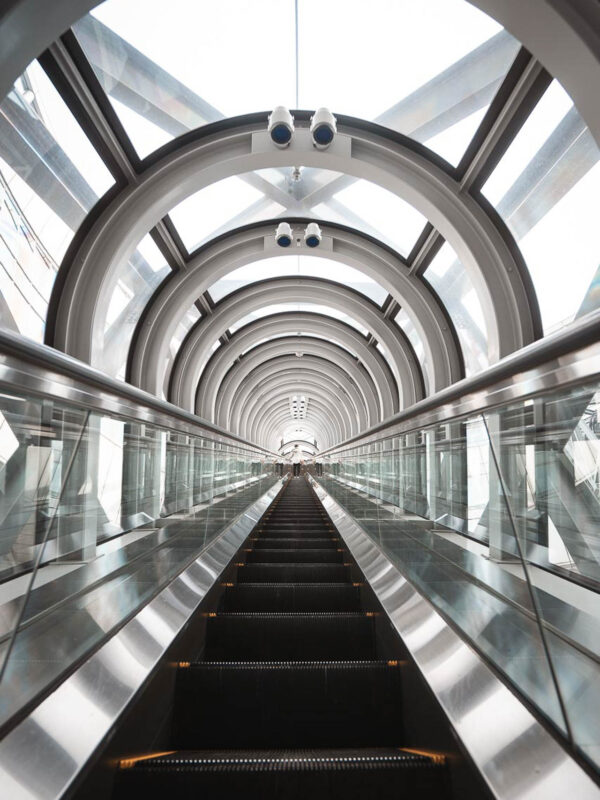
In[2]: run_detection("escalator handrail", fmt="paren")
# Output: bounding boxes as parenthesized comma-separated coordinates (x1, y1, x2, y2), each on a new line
(0, 327, 278, 456)
(319, 307, 600, 455)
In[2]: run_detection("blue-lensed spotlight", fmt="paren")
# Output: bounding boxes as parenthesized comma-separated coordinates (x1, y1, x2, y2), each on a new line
(276, 222, 294, 247)
(310, 108, 337, 150)
(304, 222, 322, 248)
(268, 106, 295, 148)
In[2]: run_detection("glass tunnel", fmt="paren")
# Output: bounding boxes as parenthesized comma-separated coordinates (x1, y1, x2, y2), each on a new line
(0, 1, 599, 798)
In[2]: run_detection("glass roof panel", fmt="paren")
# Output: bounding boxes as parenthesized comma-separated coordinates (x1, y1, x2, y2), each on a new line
(208, 256, 388, 305)
(166, 168, 432, 259)
(482, 80, 600, 334)
(0, 60, 114, 342)
(313, 181, 427, 257)
(77, 0, 517, 169)
(395, 309, 430, 394)
(98, 235, 171, 379)
(424, 243, 489, 377)
(169, 177, 283, 254)
(162, 304, 201, 399)
(229, 304, 369, 336)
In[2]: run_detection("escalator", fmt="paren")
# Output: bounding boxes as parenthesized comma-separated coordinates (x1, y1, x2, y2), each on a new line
(114, 476, 450, 799)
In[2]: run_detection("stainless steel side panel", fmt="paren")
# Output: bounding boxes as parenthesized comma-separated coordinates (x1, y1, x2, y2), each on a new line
(310, 478, 600, 800)
(0, 479, 284, 800)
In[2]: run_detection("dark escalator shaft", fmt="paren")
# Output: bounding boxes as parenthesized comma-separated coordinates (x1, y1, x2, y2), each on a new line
(115, 477, 449, 799)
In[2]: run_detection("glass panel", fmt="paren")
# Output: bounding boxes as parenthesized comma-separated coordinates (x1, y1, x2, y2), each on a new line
(208, 255, 388, 305)
(317, 376, 600, 771)
(482, 80, 600, 334)
(98, 235, 171, 379)
(395, 308, 430, 394)
(0, 60, 114, 341)
(314, 180, 427, 258)
(162, 304, 202, 399)
(228, 304, 369, 336)
(77, 0, 518, 167)
(169, 176, 284, 254)
(0, 386, 277, 731)
(194, 339, 221, 383)
(424, 242, 489, 376)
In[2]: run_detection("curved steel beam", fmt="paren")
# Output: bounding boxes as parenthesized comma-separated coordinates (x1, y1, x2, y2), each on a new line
(468, 0, 600, 148)
(211, 340, 381, 431)
(245, 384, 354, 446)
(51, 115, 539, 375)
(229, 365, 364, 439)
(2, 1, 599, 148)
(130, 221, 461, 396)
(253, 395, 341, 449)
(170, 278, 422, 412)
(259, 407, 336, 452)
(196, 313, 398, 421)
(228, 366, 365, 437)
(215, 337, 383, 429)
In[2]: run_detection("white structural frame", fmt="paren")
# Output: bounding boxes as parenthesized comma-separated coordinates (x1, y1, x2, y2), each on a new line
(129, 222, 462, 398)
(50, 123, 538, 375)
(196, 313, 398, 423)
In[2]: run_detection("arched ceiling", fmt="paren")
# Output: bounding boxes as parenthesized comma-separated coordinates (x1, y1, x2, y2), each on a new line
(1, 0, 599, 452)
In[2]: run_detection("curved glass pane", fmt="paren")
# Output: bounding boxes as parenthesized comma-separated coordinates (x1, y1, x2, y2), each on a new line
(195, 339, 221, 382)
(395, 308, 430, 394)
(424, 243, 489, 376)
(162, 303, 201, 399)
(208, 256, 388, 305)
(100, 235, 171, 379)
(0, 60, 114, 342)
(229, 304, 369, 336)
(169, 177, 284, 254)
(482, 80, 600, 334)
(313, 180, 427, 258)
(75, 0, 518, 167)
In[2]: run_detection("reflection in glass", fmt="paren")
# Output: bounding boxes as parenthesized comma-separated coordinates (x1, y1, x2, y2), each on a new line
(482, 80, 600, 334)
(0, 386, 277, 730)
(0, 61, 114, 341)
(316, 376, 600, 770)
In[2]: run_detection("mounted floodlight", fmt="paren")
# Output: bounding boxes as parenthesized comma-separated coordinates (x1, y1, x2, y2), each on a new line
(304, 222, 322, 248)
(268, 106, 295, 147)
(310, 107, 337, 149)
(276, 221, 293, 247)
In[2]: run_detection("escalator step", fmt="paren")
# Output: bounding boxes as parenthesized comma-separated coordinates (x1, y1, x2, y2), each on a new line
(236, 564, 351, 583)
(258, 529, 331, 538)
(204, 613, 376, 660)
(173, 661, 402, 748)
(116, 749, 447, 800)
(219, 583, 362, 612)
(245, 549, 343, 564)
(252, 538, 336, 549)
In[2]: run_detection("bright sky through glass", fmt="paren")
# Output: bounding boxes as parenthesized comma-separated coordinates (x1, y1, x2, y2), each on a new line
(90, 0, 503, 127)
(482, 80, 600, 334)
(208, 256, 388, 305)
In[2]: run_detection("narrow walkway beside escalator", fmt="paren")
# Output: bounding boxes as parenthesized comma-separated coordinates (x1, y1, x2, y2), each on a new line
(115, 476, 448, 798)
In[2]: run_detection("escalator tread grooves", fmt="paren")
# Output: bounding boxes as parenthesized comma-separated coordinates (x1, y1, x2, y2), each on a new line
(131, 752, 438, 773)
